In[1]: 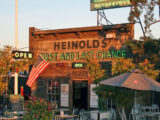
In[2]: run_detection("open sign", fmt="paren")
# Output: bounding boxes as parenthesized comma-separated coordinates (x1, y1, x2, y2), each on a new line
(12, 51, 33, 59)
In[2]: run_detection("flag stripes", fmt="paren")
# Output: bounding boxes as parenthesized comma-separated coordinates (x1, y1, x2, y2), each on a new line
(26, 55, 50, 87)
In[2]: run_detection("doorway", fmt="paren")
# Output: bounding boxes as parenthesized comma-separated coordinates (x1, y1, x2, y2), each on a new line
(73, 81, 88, 110)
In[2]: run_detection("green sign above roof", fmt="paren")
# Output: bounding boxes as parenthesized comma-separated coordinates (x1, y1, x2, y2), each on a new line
(90, 0, 131, 11)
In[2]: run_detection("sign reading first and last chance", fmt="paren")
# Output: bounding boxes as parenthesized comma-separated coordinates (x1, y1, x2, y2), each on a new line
(40, 39, 126, 62)
(41, 49, 126, 62)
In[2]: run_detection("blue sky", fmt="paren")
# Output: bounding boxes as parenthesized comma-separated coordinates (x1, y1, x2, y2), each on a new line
(0, 0, 160, 50)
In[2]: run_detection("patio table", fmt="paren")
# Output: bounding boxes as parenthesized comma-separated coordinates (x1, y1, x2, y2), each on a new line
(52, 109, 70, 113)
(54, 114, 79, 120)
(0, 116, 22, 120)
(5, 111, 26, 117)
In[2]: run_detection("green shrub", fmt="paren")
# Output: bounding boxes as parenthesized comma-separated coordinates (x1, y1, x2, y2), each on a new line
(23, 97, 53, 120)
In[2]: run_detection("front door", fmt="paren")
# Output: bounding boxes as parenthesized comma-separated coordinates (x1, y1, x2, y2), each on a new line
(73, 81, 88, 110)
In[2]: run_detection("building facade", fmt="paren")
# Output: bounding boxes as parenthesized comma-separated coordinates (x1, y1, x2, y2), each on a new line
(29, 23, 134, 110)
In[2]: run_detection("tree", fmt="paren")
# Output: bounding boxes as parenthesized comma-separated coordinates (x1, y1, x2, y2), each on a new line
(129, 0, 160, 37)
(0, 46, 33, 95)
(126, 39, 160, 65)
(85, 58, 106, 84)
(111, 58, 135, 76)
(138, 62, 160, 80)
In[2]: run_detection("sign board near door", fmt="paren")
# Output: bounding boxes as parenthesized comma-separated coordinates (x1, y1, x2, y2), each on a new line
(90, 84, 98, 108)
(60, 84, 69, 107)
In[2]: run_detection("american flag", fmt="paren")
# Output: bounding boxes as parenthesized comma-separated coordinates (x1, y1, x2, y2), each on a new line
(26, 55, 50, 87)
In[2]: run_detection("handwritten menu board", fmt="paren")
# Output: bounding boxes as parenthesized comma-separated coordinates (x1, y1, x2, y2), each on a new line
(9, 95, 24, 111)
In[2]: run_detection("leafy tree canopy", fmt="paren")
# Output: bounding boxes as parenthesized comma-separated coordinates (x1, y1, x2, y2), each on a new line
(129, 0, 160, 36)
(0, 46, 33, 95)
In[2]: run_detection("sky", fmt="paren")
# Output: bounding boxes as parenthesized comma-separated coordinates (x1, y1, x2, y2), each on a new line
(0, 0, 160, 50)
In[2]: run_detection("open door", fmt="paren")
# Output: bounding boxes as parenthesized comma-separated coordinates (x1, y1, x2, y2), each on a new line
(73, 81, 88, 110)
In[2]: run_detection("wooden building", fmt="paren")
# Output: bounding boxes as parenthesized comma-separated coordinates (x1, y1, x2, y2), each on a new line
(29, 23, 134, 110)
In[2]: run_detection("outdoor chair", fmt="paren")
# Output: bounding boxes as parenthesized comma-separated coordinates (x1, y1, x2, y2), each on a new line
(100, 111, 114, 120)
(72, 107, 79, 116)
(132, 104, 141, 114)
(110, 108, 116, 120)
(151, 104, 159, 112)
(134, 114, 146, 120)
(61, 107, 80, 120)
(54, 108, 80, 120)
(158, 114, 160, 120)
(90, 111, 98, 120)
(79, 111, 90, 120)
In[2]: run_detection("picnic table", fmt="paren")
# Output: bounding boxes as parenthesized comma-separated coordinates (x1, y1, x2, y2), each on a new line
(0, 116, 22, 120)
(55, 114, 79, 120)
(4, 111, 26, 117)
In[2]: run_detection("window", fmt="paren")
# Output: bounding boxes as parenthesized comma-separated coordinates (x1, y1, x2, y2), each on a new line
(47, 80, 60, 105)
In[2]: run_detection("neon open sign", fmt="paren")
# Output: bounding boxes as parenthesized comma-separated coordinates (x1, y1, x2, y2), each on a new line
(72, 63, 85, 68)
(12, 51, 33, 59)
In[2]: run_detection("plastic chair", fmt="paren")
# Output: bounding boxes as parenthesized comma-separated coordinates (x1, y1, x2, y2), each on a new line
(79, 111, 90, 120)
(72, 107, 79, 115)
(134, 114, 146, 120)
(152, 104, 159, 112)
(132, 104, 140, 114)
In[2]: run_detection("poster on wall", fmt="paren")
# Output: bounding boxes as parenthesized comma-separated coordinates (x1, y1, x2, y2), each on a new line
(90, 84, 98, 108)
(61, 84, 69, 107)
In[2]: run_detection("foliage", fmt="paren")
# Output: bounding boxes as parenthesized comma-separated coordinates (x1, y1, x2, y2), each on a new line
(129, 0, 160, 36)
(112, 58, 135, 76)
(95, 85, 134, 109)
(93, 57, 159, 120)
(94, 58, 136, 109)
(23, 97, 54, 120)
(138, 62, 160, 80)
(112, 57, 160, 80)
(126, 39, 160, 64)
(126, 40, 144, 62)
(143, 39, 160, 64)
(85, 58, 106, 84)
(0, 46, 33, 95)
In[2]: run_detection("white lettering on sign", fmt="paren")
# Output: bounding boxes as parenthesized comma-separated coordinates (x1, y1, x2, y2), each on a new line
(13, 51, 33, 59)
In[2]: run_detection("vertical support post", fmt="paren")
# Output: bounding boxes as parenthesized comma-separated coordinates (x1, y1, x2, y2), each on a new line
(15, 0, 18, 49)
(14, 0, 18, 95)
(134, 90, 136, 105)
(97, 10, 99, 26)
(14, 73, 18, 95)
(152, 91, 154, 104)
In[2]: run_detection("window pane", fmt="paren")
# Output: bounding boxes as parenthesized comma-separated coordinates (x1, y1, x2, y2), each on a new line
(47, 80, 60, 107)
